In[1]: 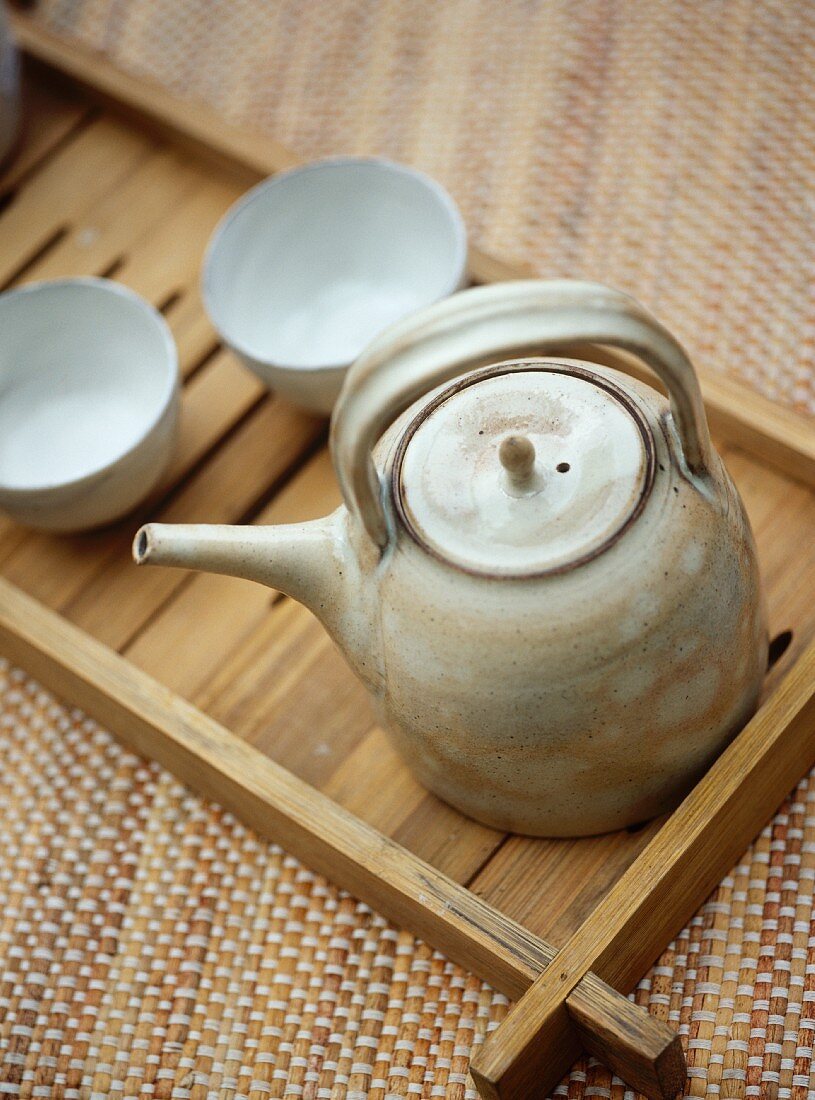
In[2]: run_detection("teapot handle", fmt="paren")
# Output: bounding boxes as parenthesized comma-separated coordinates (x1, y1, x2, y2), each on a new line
(330, 279, 712, 552)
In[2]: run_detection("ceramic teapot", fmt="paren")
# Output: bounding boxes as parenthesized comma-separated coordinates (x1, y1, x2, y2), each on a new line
(134, 281, 767, 836)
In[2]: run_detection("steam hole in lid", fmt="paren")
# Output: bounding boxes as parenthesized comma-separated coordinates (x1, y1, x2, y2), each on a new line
(556, 462, 570, 473)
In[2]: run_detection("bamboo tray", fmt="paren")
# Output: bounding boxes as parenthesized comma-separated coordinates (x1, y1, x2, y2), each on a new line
(1, 36, 815, 1100)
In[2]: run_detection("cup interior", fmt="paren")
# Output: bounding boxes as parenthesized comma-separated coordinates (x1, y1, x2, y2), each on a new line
(204, 159, 466, 371)
(0, 280, 176, 491)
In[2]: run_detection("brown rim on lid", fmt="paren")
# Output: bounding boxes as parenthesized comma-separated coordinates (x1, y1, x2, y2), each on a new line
(391, 362, 656, 578)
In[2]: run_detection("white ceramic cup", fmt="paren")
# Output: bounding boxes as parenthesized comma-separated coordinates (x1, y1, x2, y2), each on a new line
(0, 278, 179, 532)
(202, 157, 467, 415)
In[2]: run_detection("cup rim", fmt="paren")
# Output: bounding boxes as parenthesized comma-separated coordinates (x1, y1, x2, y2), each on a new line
(0, 277, 179, 497)
(201, 155, 468, 374)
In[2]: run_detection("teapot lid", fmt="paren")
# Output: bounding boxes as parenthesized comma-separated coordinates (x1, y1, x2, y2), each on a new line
(391, 361, 656, 576)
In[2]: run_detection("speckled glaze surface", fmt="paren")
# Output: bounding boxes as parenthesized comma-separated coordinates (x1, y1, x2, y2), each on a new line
(135, 281, 767, 836)
(342, 363, 766, 835)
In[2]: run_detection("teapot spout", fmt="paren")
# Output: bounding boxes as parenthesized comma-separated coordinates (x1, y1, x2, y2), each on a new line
(133, 517, 340, 620)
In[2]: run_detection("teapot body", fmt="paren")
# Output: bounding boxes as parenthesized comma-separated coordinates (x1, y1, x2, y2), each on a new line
(338, 362, 767, 836)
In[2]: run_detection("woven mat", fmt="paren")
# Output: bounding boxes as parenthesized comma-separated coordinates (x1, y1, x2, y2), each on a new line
(20, 0, 815, 418)
(3, 658, 815, 1099)
(0, 659, 509, 1099)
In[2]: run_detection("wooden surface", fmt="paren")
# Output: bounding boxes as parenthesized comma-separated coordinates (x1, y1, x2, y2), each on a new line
(11, 11, 815, 492)
(2, 64, 815, 1095)
(470, 637, 815, 1098)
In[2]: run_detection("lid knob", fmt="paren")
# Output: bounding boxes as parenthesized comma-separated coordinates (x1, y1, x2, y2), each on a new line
(499, 434, 537, 489)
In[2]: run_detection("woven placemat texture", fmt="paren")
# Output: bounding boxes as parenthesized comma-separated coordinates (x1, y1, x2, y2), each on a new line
(3, 659, 815, 1098)
(0, 659, 509, 1099)
(20, 0, 815, 418)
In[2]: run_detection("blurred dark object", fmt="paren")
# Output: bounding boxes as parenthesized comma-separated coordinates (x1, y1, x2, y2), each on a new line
(0, 2, 19, 164)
